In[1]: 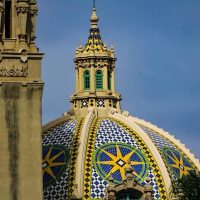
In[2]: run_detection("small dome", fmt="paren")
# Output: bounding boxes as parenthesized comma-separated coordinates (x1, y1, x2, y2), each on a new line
(42, 111, 200, 199)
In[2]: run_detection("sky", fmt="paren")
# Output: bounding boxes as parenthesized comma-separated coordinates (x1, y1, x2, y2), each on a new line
(37, 1, 200, 159)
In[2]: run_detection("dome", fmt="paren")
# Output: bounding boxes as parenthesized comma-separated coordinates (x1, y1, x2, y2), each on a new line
(42, 111, 200, 200)
(42, 5, 200, 200)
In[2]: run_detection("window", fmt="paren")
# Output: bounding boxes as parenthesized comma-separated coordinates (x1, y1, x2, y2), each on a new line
(5, 0, 12, 38)
(84, 70, 90, 90)
(116, 193, 141, 200)
(96, 70, 103, 89)
(108, 70, 112, 90)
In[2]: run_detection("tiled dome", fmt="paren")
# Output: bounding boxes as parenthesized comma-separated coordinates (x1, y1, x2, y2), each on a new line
(42, 111, 200, 200)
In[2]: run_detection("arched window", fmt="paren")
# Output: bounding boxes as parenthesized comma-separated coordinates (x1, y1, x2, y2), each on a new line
(96, 70, 103, 89)
(108, 70, 112, 90)
(84, 70, 90, 90)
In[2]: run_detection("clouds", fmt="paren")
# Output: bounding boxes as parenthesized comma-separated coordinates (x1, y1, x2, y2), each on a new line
(37, 1, 200, 158)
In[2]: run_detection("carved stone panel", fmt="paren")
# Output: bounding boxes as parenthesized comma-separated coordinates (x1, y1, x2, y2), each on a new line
(0, 59, 28, 77)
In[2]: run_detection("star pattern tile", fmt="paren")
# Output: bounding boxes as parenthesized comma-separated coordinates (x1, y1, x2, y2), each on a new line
(162, 147, 195, 179)
(43, 145, 68, 188)
(95, 143, 148, 183)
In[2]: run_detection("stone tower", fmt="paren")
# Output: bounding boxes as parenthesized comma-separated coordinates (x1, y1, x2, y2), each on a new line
(70, 7, 121, 117)
(0, 0, 43, 199)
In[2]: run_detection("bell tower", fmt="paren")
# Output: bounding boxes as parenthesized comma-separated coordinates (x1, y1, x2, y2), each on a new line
(0, 0, 43, 199)
(71, 6, 121, 117)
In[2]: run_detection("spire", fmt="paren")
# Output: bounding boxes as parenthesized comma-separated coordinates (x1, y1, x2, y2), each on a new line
(82, 5, 105, 54)
(93, 0, 96, 8)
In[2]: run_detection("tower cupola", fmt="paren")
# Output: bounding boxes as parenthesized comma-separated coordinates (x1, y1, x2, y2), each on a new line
(71, 6, 121, 117)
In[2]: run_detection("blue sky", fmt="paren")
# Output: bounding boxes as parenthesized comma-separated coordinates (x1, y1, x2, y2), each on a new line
(37, 1, 200, 159)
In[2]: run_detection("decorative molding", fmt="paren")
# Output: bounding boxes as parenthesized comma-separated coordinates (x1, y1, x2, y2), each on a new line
(72, 110, 96, 199)
(68, 118, 85, 198)
(106, 174, 153, 200)
(83, 117, 101, 199)
(0, 59, 28, 77)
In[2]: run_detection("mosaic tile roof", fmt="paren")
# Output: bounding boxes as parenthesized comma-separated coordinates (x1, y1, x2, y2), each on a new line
(137, 124, 197, 180)
(82, 8, 105, 54)
(42, 115, 199, 200)
(42, 119, 81, 199)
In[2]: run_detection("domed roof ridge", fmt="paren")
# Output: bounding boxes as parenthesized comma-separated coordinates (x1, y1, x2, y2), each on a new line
(127, 115, 200, 169)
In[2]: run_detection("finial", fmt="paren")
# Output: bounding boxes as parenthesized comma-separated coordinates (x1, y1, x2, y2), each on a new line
(90, 1, 99, 28)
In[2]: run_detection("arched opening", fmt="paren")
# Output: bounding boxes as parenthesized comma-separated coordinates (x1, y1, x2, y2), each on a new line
(108, 70, 112, 90)
(116, 189, 143, 200)
(84, 70, 90, 90)
(5, 0, 12, 38)
(96, 70, 103, 89)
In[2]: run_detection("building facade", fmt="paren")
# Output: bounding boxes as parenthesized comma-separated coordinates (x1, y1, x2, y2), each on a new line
(0, 0, 43, 199)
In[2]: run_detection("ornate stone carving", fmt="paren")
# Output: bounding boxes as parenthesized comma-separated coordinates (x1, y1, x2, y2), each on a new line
(105, 176, 116, 200)
(20, 49, 28, 63)
(16, 1, 29, 42)
(30, 0, 38, 14)
(29, 0, 38, 43)
(0, 59, 28, 77)
(16, 5, 29, 14)
(105, 164, 153, 200)
(30, 6, 38, 15)
(144, 177, 153, 200)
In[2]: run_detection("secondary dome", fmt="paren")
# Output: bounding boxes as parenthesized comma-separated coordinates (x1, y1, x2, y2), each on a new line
(42, 6, 200, 200)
